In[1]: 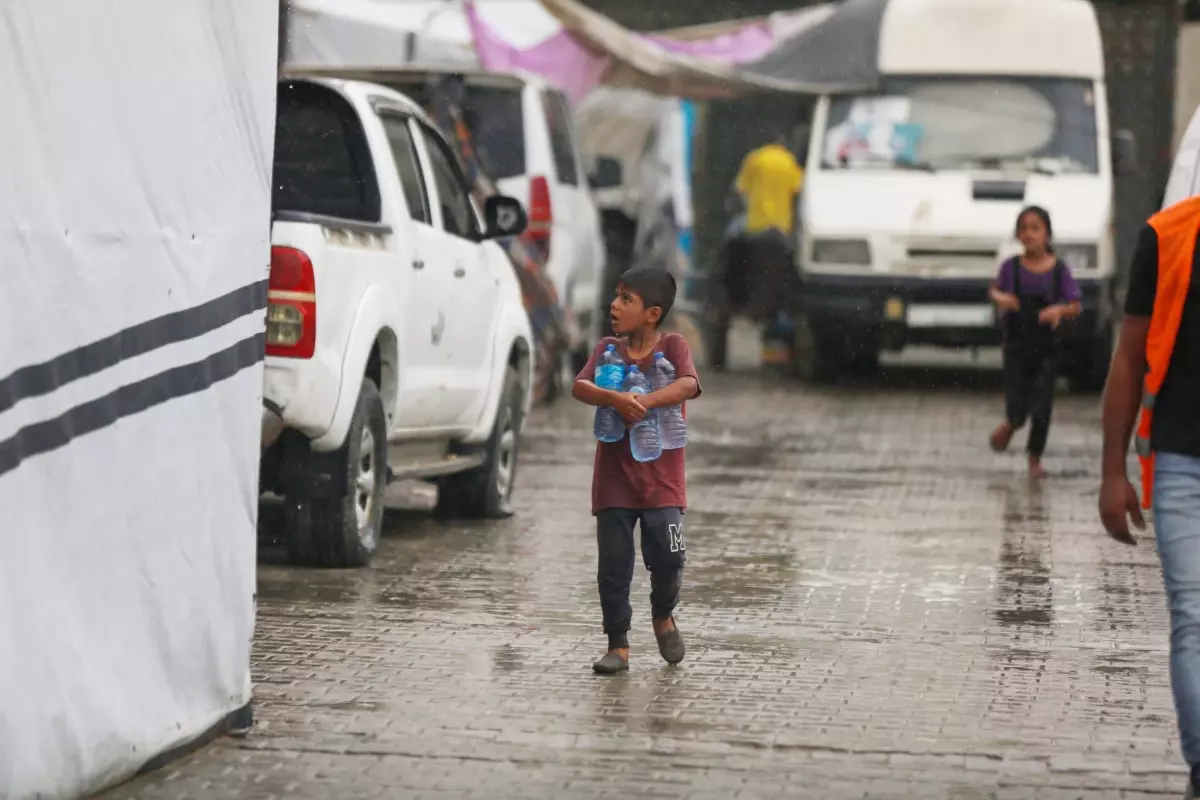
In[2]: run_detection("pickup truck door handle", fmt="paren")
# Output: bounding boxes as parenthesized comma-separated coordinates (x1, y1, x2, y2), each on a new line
(412, 258, 425, 270)
(453, 265, 466, 278)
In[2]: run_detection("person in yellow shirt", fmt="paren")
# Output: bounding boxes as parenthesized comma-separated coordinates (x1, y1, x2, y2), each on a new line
(710, 130, 805, 370)
(735, 133, 805, 236)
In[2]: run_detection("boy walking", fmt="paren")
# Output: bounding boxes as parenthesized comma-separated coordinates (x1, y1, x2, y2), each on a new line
(573, 268, 701, 674)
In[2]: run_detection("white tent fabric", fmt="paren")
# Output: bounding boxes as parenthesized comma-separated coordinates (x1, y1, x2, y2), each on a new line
(0, 2, 276, 798)
(287, 0, 477, 67)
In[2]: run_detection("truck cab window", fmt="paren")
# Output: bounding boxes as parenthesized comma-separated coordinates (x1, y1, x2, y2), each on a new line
(543, 90, 580, 186)
(419, 127, 478, 240)
(381, 114, 431, 224)
(273, 81, 380, 221)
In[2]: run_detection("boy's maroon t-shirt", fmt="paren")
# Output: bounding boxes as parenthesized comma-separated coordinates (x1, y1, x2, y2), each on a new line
(576, 332, 701, 515)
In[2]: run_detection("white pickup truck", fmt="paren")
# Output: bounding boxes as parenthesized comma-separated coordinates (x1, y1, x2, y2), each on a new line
(259, 77, 535, 568)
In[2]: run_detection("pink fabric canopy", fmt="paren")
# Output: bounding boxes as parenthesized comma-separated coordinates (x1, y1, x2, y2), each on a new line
(464, 1, 778, 102)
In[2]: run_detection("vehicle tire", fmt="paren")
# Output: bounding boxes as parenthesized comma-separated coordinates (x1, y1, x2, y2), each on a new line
(1066, 326, 1113, 394)
(846, 335, 881, 377)
(437, 365, 524, 519)
(792, 318, 842, 384)
(285, 379, 387, 568)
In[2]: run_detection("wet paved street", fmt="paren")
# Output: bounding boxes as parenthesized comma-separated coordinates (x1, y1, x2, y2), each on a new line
(105, 342, 1183, 799)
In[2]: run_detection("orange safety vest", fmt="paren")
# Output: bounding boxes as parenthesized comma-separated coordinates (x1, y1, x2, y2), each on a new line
(1136, 195, 1200, 508)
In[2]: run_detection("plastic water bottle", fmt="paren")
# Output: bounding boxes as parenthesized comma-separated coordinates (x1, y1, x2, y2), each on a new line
(651, 352, 688, 450)
(593, 344, 626, 443)
(624, 365, 661, 463)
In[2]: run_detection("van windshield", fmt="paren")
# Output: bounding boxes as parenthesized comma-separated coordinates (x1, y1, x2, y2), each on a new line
(821, 76, 1099, 174)
(461, 85, 526, 180)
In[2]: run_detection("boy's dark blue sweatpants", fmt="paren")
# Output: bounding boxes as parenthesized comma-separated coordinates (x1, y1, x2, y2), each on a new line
(597, 507, 685, 649)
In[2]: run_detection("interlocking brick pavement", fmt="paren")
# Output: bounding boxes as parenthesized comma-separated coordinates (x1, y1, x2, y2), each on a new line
(101, 351, 1184, 799)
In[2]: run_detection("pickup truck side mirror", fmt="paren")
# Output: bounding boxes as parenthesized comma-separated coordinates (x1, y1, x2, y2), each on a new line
(588, 156, 623, 190)
(482, 194, 527, 240)
(1112, 129, 1138, 176)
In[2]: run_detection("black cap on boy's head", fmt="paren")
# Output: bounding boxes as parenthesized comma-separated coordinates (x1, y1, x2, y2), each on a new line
(618, 268, 677, 327)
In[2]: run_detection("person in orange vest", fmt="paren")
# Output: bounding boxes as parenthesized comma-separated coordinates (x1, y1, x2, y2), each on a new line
(1100, 195, 1200, 797)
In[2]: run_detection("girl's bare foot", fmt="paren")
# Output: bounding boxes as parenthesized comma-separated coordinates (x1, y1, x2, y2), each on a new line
(990, 422, 1014, 452)
(1028, 458, 1048, 479)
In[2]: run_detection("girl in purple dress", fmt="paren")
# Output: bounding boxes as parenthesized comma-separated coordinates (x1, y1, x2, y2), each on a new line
(988, 206, 1083, 478)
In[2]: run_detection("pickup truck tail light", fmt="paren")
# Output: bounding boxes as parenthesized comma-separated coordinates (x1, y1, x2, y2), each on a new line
(525, 175, 552, 260)
(266, 246, 316, 359)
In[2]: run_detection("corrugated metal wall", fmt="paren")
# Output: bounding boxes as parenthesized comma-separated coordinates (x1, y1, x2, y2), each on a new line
(1096, 0, 1178, 273)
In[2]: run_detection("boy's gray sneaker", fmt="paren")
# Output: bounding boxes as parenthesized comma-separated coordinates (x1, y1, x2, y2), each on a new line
(593, 651, 629, 674)
(656, 620, 686, 665)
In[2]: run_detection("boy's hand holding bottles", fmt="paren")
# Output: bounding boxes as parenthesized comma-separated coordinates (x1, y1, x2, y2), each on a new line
(611, 392, 647, 424)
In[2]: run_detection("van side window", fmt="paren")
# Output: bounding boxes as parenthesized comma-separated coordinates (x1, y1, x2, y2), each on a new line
(273, 81, 381, 221)
(380, 114, 431, 224)
(462, 85, 527, 179)
(543, 89, 580, 187)
(418, 126, 479, 240)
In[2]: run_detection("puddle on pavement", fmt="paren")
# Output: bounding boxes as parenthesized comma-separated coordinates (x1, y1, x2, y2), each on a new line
(992, 482, 1054, 630)
(686, 550, 798, 611)
(298, 698, 385, 712)
(256, 570, 376, 606)
(491, 644, 525, 673)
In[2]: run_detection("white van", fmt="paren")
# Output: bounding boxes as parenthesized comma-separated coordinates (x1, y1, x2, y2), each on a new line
(797, 0, 1120, 390)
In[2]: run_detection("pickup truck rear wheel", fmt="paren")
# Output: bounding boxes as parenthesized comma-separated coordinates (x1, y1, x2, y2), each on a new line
(437, 365, 524, 519)
(286, 379, 387, 568)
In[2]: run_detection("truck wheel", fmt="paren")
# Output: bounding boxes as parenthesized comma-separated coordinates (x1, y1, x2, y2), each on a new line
(1067, 326, 1113, 394)
(846, 336, 881, 377)
(437, 365, 524, 519)
(286, 379, 387, 568)
(792, 319, 842, 384)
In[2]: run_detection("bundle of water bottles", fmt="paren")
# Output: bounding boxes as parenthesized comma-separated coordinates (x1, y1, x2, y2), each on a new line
(593, 344, 687, 462)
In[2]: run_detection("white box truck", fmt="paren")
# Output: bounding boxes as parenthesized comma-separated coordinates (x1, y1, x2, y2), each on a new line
(796, 0, 1133, 390)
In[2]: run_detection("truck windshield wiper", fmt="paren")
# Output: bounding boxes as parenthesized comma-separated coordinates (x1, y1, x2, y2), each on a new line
(957, 156, 1059, 176)
(891, 159, 936, 172)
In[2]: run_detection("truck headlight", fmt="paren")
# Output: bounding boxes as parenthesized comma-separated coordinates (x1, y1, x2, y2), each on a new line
(1058, 244, 1097, 271)
(811, 238, 871, 265)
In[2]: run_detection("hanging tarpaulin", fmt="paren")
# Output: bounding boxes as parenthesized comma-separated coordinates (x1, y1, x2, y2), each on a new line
(738, 0, 1108, 94)
(0, 1, 275, 797)
(460, 0, 847, 101)
(739, 0, 886, 91)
